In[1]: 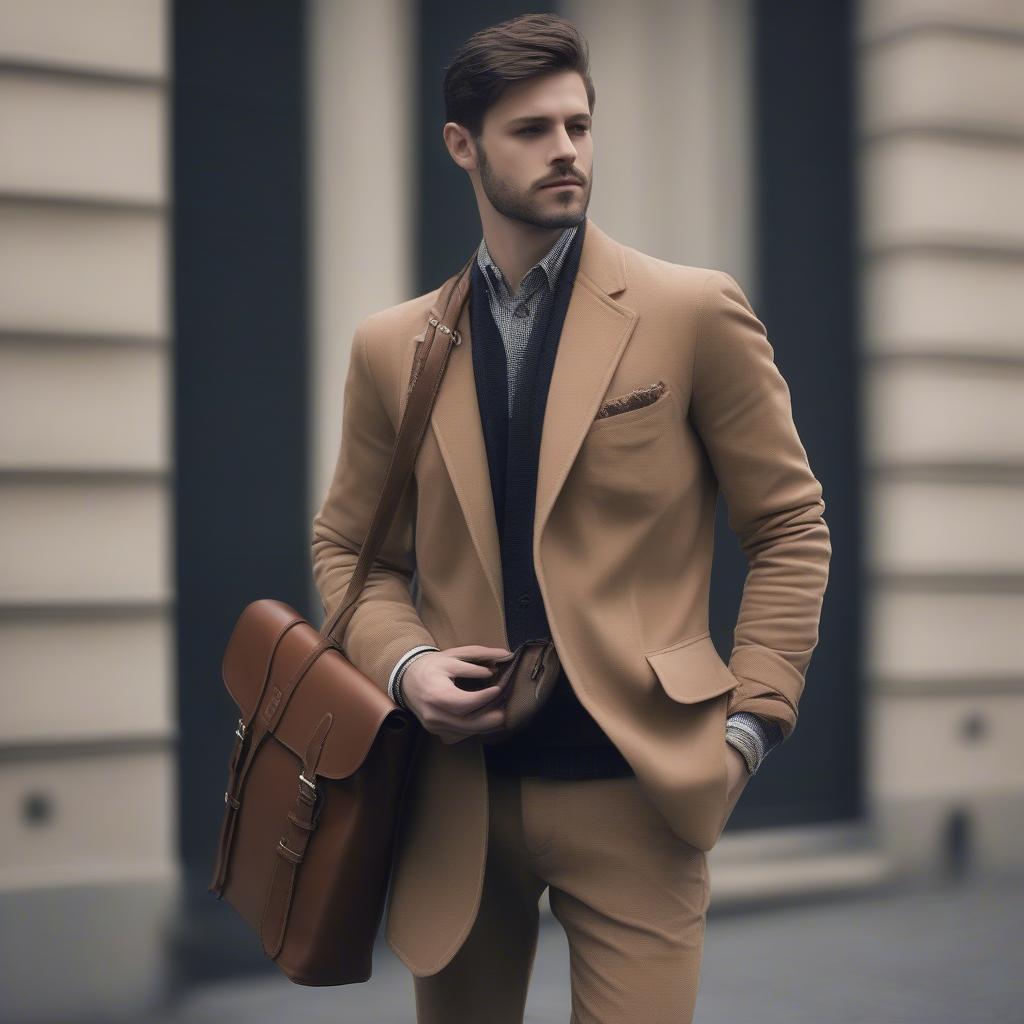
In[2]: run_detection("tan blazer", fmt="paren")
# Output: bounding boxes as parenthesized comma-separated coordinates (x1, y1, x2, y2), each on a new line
(311, 216, 831, 977)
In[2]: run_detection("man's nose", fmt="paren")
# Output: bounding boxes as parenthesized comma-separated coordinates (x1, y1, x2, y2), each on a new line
(550, 129, 579, 165)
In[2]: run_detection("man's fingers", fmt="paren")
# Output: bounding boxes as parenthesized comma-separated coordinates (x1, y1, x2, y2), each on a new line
(444, 645, 514, 677)
(442, 657, 498, 683)
(435, 680, 507, 716)
(428, 691, 508, 728)
(446, 645, 514, 661)
(403, 644, 514, 738)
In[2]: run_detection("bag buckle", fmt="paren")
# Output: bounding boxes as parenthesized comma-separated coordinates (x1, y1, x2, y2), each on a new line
(299, 771, 317, 801)
(428, 316, 461, 345)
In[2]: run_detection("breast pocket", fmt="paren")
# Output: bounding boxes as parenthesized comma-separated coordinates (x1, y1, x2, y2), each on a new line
(590, 381, 676, 430)
(594, 379, 669, 421)
(577, 384, 686, 516)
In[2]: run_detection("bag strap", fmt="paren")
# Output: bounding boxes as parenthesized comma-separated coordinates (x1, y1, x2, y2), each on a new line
(318, 252, 475, 648)
(208, 259, 474, 901)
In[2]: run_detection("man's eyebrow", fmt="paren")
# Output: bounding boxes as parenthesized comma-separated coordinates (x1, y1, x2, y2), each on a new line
(506, 113, 592, 127)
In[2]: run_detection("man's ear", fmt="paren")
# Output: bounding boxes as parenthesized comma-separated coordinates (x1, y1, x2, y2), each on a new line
(443, 122, 478, 172)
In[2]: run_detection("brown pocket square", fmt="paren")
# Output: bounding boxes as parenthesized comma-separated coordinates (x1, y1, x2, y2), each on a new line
(595, 380, 667, 419)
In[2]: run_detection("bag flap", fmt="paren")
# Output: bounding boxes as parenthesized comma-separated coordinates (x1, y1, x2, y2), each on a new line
(222, 599, 407, 779)
(645, 631, 738, 704)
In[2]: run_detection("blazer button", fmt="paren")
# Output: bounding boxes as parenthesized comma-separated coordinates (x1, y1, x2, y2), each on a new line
(518, 593, 531, 606)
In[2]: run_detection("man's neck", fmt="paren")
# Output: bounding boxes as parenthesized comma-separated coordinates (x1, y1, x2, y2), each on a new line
(480, 217, 571, 295)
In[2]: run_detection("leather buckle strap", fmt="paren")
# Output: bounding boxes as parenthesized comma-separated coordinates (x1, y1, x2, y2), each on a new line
(287, 807, 318, 831)
(260, 713, 333, 958)
(209, 713, 257, 894)
(298, 771, 316, 803)
(274, 769, 322, 866)
(276, 837, 304, 864)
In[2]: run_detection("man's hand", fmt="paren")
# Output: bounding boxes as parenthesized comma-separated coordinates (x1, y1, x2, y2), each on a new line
(725, 742, 752, 804)
(400, 645, 514, 745)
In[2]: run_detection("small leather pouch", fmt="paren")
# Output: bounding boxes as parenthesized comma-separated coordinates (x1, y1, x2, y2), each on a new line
(454, 637, 561, 744)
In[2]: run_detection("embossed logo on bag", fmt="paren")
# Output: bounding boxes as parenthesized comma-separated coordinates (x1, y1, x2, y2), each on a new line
(263, 685, 283, 723)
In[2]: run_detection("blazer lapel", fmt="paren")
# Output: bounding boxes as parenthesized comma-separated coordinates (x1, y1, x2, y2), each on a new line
(427, 217, 638, 622)
(423, 299, 505, 620)
(534, 222, 637, 547)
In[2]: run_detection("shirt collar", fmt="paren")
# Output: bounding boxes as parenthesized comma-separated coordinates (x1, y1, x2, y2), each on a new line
(476, 224, 579, 303)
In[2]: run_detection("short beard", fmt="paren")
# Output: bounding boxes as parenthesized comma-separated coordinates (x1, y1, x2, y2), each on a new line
(476, 135, 589, 230)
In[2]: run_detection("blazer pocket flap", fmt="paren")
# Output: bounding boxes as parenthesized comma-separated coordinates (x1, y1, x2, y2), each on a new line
(645, 633, 738, 704)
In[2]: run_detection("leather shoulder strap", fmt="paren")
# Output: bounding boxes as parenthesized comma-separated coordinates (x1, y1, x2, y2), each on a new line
(318, 252, 475, 646)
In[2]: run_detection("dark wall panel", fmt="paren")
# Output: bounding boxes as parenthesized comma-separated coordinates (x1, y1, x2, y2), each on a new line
(172, 0, 309, 982)
(711, 0, 861, 828)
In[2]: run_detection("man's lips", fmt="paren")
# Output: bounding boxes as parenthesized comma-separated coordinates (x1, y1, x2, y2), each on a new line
(541, 179, 583, 188)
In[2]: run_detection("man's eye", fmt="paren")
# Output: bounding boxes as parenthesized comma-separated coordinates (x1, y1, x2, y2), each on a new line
(518, 124, 589, 136)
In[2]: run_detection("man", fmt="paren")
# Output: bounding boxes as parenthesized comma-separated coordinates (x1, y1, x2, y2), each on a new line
(312, 13, 830, 1023)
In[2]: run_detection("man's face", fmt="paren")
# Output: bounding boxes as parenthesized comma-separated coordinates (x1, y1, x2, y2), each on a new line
(472, 69, 593, 230)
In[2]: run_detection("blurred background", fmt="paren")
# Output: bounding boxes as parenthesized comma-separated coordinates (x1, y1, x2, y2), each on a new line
(0, 1, 1021, 1022)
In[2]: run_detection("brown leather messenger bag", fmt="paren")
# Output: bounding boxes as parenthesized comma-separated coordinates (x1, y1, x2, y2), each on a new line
(206, 256, 476, 986)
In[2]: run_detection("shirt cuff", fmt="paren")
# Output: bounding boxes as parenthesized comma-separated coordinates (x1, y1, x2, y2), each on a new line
(387, 645, 440, 705)
(725, 711, 785, 774)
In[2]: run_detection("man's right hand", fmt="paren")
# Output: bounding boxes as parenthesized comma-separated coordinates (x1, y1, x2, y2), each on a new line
(400, 645, 514, 745)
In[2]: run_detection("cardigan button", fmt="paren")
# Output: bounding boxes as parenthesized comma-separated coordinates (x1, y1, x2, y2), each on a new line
(517, 593, 531, 606)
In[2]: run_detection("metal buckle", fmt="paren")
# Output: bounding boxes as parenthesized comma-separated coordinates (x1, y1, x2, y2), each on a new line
(235, 718, 246, 741)
(428, 316, 461, 345)
(299, 771, 317, 800)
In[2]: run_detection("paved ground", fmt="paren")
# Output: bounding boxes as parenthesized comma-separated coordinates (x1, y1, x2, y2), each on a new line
(153, 873, 1021, 1024)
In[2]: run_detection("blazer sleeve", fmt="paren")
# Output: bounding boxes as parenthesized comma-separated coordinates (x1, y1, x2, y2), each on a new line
(311, 319, 439, 694)
(690, 270, 832, 741)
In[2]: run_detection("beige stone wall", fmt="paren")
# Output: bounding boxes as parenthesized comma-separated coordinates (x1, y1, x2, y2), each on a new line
(562, 0, 756, 291)
(0, 5, 176, 1015)
(0, 0, 174, 891)
(859, 0, 1024, 873)
(308, 0, 418, 544)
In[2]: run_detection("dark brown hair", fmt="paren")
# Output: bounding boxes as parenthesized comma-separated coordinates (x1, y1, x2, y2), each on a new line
(443, 13, 596, 139)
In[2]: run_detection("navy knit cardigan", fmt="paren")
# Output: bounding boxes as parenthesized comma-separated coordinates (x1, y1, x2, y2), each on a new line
(469, 219, 634, 780)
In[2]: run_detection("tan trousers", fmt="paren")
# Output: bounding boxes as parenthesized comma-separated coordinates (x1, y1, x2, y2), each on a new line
(413, 764, 711, 1024)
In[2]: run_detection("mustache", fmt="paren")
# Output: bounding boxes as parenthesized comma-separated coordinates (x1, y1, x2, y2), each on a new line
(538, 172, 586, 188)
